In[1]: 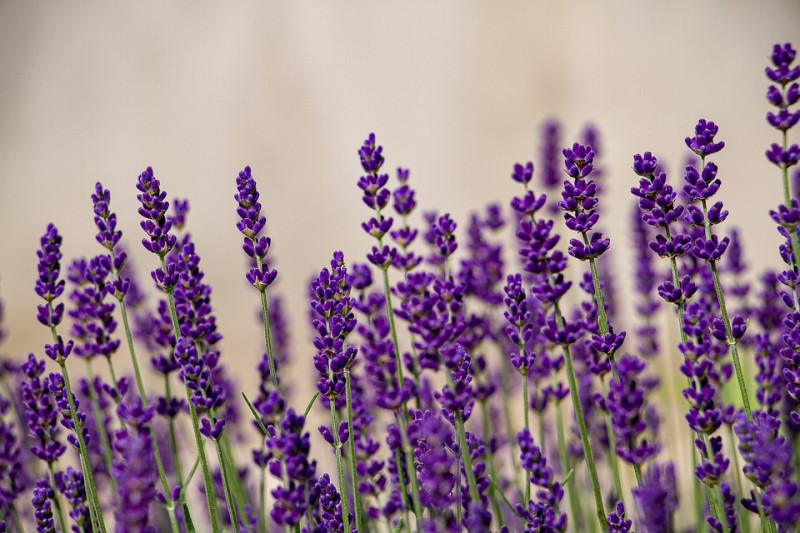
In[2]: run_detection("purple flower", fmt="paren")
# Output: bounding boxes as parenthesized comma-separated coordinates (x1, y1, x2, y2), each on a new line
(311, 473, 348, 532)
(235, 165, 278, 291)
(409, 410, 456, 511)
(48, 373, 90, 452)
(0, 393, 24, 516)
(607, 354, 659, 466)
(32, 478, 56, 533)
(20, 355, 66, 464)
(310, 252, 358, 400)
(512, 161, 534, 184)
(684, 119, 725, 156)
(632, 462, 678, 533)
(267, 408, 316, 527)
(432, 213, 458, 259)
(136, 166, 176, 258)
(55, 466, 90, 532)
(562, 142, 595, 178)
(516, 428, 566, 531)
(113, 398, 157, 532)
(67, 256, 121, 360)
(434, 344, 474, 420)
(35, 224, 66, 328)
(168, 232, 230, 438)
(606, 501, 631, 532)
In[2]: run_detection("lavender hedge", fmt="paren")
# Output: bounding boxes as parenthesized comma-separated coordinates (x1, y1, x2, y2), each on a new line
(0, 42, 799, 533)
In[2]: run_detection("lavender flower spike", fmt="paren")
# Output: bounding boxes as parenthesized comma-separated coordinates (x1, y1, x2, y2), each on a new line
(34, 224, 106, 531)
(683, 119, 752, 418)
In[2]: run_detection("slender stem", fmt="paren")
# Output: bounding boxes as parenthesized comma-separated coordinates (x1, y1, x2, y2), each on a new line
(104, 357, 121, 399)
(727, 424, 749, 533)
(257, 284, 278, 387)
(85, 359, 117, 492)
(165, 377, 184, 482)
(554, 302, 606, 527)
(698, 168, 752, 418)
(186, 400, 219, 532)
(662, 224, 710, 528)
(633, 463, 643, 488)
(393, 448, 412, 533)
(48, 461, 70, 533)
(214, 439, 240, 531)
(521, 372, 531, 503)
(115, 286, 181, 530)
(554, 389, 580, 531)
(600, 378, 624, 507)
(480, 400, 505, 526)
(159, 257, 220, 533)
(455, 413, 480, 502)
(259, 460, 267, 533)
(329, 400, 352, 533)
(344, 369, 364, 533)
(380, 267, 423, 527)
(10, 505, 24, 533)
(220, 434, 251, 523)
(58, 360, 107, 533)
(495, 340, 522, 500)
(488, 474, 523, 520)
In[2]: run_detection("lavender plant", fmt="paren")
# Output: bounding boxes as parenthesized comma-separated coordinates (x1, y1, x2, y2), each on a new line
(5, 40, 800, 533)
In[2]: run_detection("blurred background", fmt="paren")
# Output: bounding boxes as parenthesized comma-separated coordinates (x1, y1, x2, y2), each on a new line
(1, 1, 799, 519)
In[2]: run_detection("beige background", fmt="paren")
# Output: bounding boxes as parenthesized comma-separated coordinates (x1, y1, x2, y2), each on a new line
(1, 2, 799, 519)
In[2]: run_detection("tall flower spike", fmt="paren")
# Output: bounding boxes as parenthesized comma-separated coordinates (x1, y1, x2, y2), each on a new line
(682, 119, 752, 419)
(390, 167, 423, 273)
(20, 354, 66, 465)
(235, 166, 278, 291)
(35, 224, 66, 328)
(136, 167, 176, 258)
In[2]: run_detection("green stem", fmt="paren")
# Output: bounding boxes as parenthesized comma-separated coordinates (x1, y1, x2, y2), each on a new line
(345, 369, 364, 533)
(48, 462, 70, 533)
(159, 257, 220, 533)
(393, 448, 413, 533)
(329, 400, 352, 533)
(521, 372, 531, 503)
(85, 359, 117, 492)
(186, 400, 219, 532)
(555, 306, 606, 527)
(542, 267, 605, 527)
(698, 173, 752, 417)
(728, 424, 749, 533)
(165, 377, 184, 483)
(214, 439, 240, 531)
(455, 413, 480, 502)
(380, 266, 423, 527)
(488, 474, 523, 520)
(58, 360, 107, 533)
(495, 340, 523, 501)
(257, 284, 278, 387)
(555, 390, 580, 531)
(633, 463, 643, 488)
(220, 434, 251, 523)
(115, 285, 182, 531)
(480, 400, 505, 526)
(600, 378, 624, 508)
(259, 461, 267, 533)
(10, 506, 24, 533)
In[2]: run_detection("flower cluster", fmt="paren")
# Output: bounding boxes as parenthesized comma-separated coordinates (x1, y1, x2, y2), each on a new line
(8, 40, 800, 533)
